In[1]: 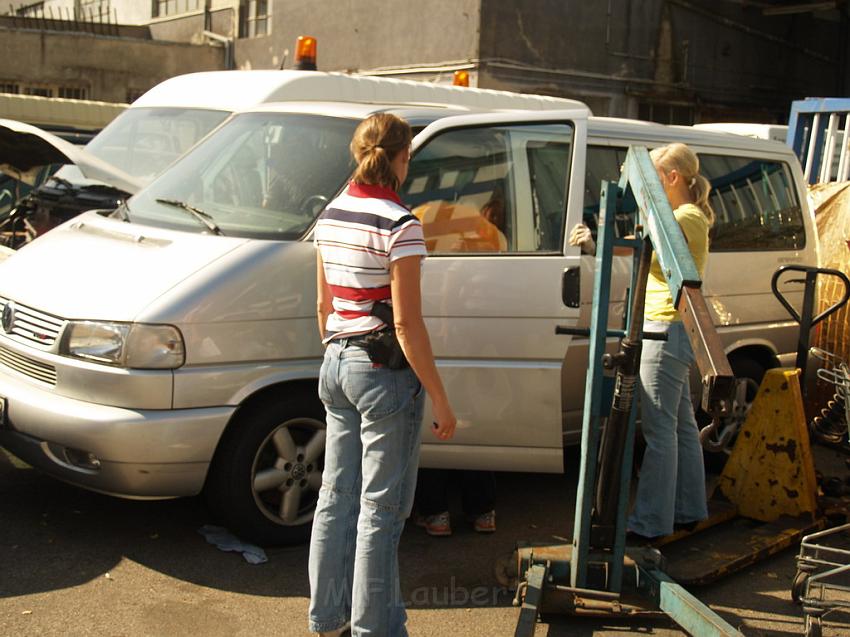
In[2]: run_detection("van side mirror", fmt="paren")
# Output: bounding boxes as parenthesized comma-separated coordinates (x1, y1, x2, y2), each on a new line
(562, 266, 580, 308)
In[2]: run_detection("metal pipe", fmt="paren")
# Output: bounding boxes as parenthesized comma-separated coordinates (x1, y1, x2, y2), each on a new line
(203, 30, 234, 70)
(820, 114, 839, 183)
(838, 115, 850, 182)
(804, 113, 821, 183)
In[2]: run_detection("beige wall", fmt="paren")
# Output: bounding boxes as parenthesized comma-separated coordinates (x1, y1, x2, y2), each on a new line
(0, 27, 225, 103)
(233, 0, 481, 72)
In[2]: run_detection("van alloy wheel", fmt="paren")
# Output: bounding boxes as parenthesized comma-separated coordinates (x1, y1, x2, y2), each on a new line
(205, 392, 326, 546)
(251, 417, 325, 526)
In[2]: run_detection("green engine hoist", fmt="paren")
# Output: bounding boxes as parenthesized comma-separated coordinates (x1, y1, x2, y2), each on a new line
(512, 145, 818, 636)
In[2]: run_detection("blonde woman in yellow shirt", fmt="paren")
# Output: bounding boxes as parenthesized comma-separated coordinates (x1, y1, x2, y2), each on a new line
(628, 143, 713, 540)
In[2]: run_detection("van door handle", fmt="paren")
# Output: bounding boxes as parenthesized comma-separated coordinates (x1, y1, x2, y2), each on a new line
(562, 266, 580, 308)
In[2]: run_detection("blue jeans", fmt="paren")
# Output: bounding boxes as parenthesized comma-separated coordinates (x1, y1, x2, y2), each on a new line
(628, 320, 708, 538)
(308, 339, 424, 636)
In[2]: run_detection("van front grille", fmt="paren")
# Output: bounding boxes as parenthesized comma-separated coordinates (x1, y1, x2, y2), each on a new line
(0, 345, 57, 385)
(0, 297, 65, 348)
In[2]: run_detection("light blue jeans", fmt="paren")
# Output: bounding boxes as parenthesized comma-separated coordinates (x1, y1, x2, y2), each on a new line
(308, 338, 424, 636)
(628, 320, 708, 538)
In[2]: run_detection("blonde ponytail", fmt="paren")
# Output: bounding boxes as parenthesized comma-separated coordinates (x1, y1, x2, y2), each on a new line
(350, 114, 412, 190)
(690, 173, 715, 227)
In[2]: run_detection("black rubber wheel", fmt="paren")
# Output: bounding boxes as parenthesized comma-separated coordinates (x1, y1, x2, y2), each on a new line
(791, 570, 809, 604)
(205, 392, 326, 546)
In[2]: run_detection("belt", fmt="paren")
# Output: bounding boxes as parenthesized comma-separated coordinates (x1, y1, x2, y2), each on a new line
(335, 329, 391, 346)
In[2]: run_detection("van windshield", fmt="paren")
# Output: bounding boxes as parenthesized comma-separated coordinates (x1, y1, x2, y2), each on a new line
(84, 107, 229, 184)
(128, 112, 358, 240)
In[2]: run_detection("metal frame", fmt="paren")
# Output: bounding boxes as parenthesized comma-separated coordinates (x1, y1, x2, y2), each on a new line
(787, 97, 850, 185)
(516, 146, 741, 636)
(794, 522, 850, 634)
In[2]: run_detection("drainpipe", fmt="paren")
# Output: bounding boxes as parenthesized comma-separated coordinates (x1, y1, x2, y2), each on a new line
(204, 30, 234, 70)
(204, 0, 211, 32)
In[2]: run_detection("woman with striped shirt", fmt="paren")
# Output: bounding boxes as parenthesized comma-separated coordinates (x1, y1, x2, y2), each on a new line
(308, 113, 457, 637)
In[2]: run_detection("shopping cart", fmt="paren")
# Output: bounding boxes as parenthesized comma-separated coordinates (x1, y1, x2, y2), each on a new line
(791, 348, 850, 637)
(792, 522, 850, 637)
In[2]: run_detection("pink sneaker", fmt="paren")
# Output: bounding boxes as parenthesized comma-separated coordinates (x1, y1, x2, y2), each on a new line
(416, 511, 452, 536)
(473, 510, 496, 533)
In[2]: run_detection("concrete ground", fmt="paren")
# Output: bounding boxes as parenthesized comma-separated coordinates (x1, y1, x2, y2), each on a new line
(1, 447, 849, 637)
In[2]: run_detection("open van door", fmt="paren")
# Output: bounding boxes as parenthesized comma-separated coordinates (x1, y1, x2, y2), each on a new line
(404, 108, 588, 473)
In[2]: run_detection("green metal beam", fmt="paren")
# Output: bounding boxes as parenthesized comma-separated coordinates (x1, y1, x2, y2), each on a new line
(514, 562, 549, 637)
(642, 566, 741, 636)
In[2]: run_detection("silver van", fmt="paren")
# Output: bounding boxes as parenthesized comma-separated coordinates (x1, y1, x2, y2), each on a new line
(0, 70, 365, 249)
(0, 74, 817, 545)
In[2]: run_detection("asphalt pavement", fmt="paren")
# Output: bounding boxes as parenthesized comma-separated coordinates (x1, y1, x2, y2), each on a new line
(1, 446, 849, 636)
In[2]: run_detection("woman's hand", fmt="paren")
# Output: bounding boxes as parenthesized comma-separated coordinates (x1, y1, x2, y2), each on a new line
(569, 223, 596, 255)
(431, 398, 457, 440)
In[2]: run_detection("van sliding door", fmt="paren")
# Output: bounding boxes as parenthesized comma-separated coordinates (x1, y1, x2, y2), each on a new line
(402, 111, 586, 473)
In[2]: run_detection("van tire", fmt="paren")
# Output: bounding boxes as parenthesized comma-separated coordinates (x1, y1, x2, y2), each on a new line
(205, 393, 326, 547)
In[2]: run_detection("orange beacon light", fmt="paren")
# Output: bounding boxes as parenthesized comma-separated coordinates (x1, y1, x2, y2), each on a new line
(294, 35, 317, 71)
(453, 70, 470, 87)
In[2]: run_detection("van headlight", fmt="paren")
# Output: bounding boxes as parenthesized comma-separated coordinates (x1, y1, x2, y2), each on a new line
(61, 322, 185, 369)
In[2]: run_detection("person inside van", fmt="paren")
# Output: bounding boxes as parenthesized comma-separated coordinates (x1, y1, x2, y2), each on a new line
(310, 113, 457, 637)
(569, 142, 713, 541)
(412, 187, 508, 252)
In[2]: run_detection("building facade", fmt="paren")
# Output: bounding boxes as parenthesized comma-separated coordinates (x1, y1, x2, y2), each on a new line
(231, 0, 849, 124)
(2, 0, 848, 124)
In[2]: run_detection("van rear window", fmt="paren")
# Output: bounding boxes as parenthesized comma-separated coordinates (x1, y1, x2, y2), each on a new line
(700, 154, 805, 251)
(582, 146, 805, 252)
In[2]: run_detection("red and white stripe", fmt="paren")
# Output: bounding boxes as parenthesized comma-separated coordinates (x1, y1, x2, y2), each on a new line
(314, 182, 426, 341)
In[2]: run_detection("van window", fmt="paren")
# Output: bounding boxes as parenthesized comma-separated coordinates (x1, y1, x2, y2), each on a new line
(128, 112, 358, 240)
(582, 146, 805, 251)
(401, 123, 572, 254)
(700, 155, 805, 251)
(583, 146, 631, 239)
(85, 107, 229, 184)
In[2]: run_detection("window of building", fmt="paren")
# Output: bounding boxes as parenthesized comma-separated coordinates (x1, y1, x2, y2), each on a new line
(582, 145, 805, 251)
(400, 123, 573, 254)
(0, 83, 20, 94)
(23, 86, 53, 98)
(152, 0, 201, 18)
(239, 0, 269, 38)
(58, 87, 89, 100)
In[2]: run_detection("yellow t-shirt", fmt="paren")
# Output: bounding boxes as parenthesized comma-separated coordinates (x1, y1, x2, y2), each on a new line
(644, 203, 710, 322)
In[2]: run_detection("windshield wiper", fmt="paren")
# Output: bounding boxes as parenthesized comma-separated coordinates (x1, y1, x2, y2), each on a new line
(155, 198, 224, 236)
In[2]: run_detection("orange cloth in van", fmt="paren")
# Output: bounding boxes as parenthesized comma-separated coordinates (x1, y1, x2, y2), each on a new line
(644, 203, 709, 322)
(412, 200, 507, 252)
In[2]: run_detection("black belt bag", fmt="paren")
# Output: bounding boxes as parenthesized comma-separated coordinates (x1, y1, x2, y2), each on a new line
(363, 302, 409, 369)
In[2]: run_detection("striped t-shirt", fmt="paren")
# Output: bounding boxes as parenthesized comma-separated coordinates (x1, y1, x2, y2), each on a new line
(314, 182, 427, 342)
